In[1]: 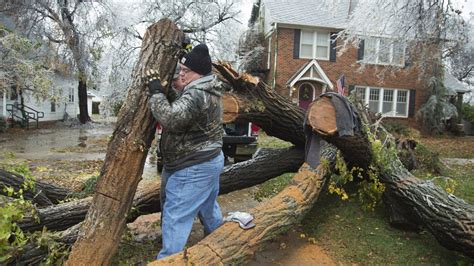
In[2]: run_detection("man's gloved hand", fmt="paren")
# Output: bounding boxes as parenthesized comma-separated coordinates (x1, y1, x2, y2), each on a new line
(144, 69, 167, 96)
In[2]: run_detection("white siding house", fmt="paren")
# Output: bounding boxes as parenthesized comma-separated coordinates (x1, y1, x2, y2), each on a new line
(1, 72, 80, 125)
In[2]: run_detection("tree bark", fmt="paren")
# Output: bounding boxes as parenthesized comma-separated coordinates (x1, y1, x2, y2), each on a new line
(307, 94, 474, 258)
(66, 19, 184, 265)
(0, 169, 71, 206)
(215, 62, 306, 147)
(18, 148, 303, 232)
(77, 78, 91, 124)
(152, 161, 333, 265)
(13, 148, 304, 264)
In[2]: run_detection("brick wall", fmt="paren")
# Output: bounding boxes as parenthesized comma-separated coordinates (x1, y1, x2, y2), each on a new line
(265, 27, 431, 126)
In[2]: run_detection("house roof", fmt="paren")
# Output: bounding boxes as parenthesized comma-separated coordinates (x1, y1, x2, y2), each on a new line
(263, 0, 351, 29)
(444, 72, 470, 96)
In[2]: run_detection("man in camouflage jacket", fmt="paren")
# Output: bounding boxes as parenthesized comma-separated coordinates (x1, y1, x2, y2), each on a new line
(146, 44, 225, 259)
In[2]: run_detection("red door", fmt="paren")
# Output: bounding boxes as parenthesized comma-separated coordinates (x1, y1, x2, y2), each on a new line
(298, 83, 315, 110)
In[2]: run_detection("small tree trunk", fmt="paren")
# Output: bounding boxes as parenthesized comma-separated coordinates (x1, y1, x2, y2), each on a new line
(77, 78, 91, 124)
(66, 19, 184, 265)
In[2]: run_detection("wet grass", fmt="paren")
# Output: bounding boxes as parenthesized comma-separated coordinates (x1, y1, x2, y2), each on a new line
(302, 191, 473, 264)
(253, 134, 474, 264)
(257, 132, 293, 149)
(419, 135, 474, 158)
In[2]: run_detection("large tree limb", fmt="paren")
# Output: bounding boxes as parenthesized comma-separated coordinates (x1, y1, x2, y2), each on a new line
(0, 169, 71, 207)
(307, 94, 474, 258)
(18, 148, 303, 233)
(216, 62, 306, 147)
(153, 159, 335, 265)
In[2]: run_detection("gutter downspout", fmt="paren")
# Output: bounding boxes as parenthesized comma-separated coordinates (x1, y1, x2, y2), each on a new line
(272, 22, 278, 89)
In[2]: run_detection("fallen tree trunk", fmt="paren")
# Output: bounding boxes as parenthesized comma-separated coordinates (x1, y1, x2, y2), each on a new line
(18, 148, 303, 232)
(307, 94, 474, 258)
(216, 63, 306, 148)
(13, 148, 304, 264)
(153, 159, 335, 265)
(0, 169, 71, 207)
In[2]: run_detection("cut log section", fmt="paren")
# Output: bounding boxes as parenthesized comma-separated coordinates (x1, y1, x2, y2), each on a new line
(307, 96, 337, 136)
(221, 93, 240, 123)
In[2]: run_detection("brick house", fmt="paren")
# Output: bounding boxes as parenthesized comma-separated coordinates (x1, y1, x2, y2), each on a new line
(259, 0, 431, 126)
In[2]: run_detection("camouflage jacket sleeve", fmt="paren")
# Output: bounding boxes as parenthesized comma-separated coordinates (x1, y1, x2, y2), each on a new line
(148, 89, 204, 132)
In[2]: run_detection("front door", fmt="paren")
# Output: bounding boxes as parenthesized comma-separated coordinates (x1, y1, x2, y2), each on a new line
(298, 82, 315, 110)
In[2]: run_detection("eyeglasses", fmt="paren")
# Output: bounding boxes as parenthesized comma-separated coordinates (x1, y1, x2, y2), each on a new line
(179, 67, 192, 75)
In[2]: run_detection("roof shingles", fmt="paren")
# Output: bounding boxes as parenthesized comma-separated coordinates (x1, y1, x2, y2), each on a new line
(264, 0, 351, 29)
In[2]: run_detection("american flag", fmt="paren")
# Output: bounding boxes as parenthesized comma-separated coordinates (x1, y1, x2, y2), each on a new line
(336, 74, 345, 95)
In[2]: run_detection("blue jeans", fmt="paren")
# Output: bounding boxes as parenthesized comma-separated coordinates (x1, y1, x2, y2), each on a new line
(157, 151, 224, 259)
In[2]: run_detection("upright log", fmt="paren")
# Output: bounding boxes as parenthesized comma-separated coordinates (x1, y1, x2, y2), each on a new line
(66, 19, 184, 265)
(307, 94, 474, 258)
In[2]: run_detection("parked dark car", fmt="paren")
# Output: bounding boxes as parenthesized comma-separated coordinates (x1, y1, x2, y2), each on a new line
(222, 122, 259, 163)
(156, 122, 259, 173)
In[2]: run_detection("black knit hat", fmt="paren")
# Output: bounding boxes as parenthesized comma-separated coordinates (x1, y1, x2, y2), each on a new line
(180, 44, 212, 75)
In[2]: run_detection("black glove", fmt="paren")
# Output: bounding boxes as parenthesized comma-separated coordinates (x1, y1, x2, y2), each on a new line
(144, 69, 166, 95)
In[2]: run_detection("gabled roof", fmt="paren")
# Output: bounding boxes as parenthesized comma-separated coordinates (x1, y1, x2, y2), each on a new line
(263, 0, 351, 29)
(444, 72, 470, 95)
(286, 59, 334, 89)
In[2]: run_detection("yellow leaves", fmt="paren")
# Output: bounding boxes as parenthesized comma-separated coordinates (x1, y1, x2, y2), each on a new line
(35, 166, 49, 172)
(328, 182, 349, 201)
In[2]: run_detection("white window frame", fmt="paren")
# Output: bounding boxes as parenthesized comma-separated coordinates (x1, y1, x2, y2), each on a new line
(300, 30, 330, 60)
(362, 36, 405, 66)
(68, 87, 74, 103)
(354, 86, 410, 118)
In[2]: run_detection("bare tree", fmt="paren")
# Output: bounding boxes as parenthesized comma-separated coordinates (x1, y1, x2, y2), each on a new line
(100, 0, 245, 114)
(0, 28, 57, 102)
(0, 0, 115, 124)
(339, 0, 468, 76)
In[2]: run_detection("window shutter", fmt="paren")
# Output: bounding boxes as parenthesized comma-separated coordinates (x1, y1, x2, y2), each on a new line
(357, 39, 365, 61)
(408, 89, 416, 117)
(293, 29, 301, 59)
(330, 32, 337, 62)
(348, 85, 355, 95)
